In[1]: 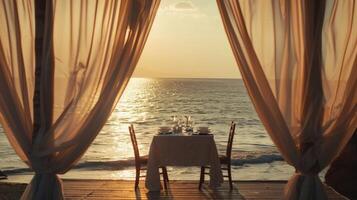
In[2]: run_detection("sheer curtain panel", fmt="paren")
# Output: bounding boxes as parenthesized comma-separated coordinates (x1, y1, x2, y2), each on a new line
(217, 0, 357, 199)
(0, 0, 160, 199)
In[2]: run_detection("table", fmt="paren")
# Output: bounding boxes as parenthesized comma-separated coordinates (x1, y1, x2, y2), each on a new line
(145, 134, 223, 191)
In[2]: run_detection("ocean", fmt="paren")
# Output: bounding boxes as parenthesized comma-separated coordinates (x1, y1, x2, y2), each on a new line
(0, 78, 295, 182)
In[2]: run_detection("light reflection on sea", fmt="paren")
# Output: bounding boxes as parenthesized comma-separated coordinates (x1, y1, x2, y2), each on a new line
(0, 78, 296, 181)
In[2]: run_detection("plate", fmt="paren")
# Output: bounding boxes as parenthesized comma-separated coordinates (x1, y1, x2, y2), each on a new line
(158, 132, 172, 135)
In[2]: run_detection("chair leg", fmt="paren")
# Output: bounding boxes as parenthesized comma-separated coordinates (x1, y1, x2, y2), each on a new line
(161, 167, 168, 190)
(135, 167, 140, 190)
(227, 164, 233, 190)
(199, 166, 205, 190)
(162, 167, 169, 182)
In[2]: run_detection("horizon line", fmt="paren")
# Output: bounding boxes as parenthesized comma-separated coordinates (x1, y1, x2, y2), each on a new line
(132, 76, 242, 80)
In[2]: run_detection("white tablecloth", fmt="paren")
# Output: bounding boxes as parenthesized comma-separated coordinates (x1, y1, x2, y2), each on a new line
(145, 134, 223, 191)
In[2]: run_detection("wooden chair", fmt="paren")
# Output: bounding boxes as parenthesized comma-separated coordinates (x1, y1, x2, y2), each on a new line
(129, 124, 169, 190)
(199, 121, 236, 190)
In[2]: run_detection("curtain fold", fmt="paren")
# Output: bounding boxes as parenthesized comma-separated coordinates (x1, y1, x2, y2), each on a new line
(0, 0, 160, 199)
(217, 0, 357, 199)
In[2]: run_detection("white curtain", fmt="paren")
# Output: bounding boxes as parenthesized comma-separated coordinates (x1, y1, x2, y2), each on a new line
(217, 0, 357, 199)
(0, 0, 160, 199)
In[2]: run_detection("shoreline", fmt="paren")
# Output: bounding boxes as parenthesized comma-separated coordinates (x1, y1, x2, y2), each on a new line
(1, 161, 297, 184)
(1, 160, 330, 184)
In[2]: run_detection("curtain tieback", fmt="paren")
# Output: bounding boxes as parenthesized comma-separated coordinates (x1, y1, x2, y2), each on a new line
(33, 169, 57, 175)
(294, 168, 318, 177)
(295, 171, 318, 177)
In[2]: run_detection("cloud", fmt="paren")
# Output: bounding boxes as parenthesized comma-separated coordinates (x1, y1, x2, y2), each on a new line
(173, 1, 196, 11)
(159, 1, 205, 18)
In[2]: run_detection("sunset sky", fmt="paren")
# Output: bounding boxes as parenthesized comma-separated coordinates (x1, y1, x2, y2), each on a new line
(134, 0, 240, 79)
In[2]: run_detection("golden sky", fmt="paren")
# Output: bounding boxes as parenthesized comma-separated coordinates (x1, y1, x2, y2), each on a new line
(133, 0, 240, 79)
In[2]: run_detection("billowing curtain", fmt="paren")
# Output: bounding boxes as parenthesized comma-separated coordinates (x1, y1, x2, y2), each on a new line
(0, 0, 160, 199)
(217, 0, 356, 199)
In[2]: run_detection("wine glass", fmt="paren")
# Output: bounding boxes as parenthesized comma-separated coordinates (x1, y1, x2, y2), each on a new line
(184, 115, 189, 127)
(171, 115, 177, 122)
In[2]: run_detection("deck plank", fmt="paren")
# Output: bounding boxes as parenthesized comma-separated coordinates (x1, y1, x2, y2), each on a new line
(0, 180, 348, 200)
(62, 180, 347, 200)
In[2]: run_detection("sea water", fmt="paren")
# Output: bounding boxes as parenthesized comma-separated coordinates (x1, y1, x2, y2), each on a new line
(0, 78, 295, 182)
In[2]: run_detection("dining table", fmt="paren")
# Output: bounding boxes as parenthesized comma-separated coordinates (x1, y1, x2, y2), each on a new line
(145, 133, 223, 191)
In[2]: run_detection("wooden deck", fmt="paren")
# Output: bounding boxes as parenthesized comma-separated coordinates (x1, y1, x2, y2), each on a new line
(0, 180, 347, 200)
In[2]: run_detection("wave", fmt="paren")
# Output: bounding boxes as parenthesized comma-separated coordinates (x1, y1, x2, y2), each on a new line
(231, 154, 284, 166)
(3, 154, 284, 175)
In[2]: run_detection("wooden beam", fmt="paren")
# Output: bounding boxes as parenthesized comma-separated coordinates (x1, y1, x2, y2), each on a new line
(33, 0, 54, 139)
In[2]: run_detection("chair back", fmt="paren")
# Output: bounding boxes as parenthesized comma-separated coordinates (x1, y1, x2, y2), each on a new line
(226, 121, 236, 159)
(129, 124, 141, 163)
